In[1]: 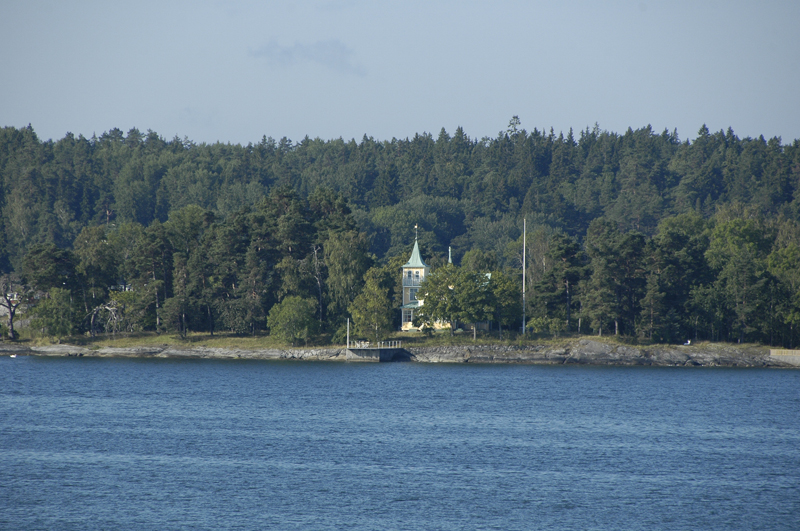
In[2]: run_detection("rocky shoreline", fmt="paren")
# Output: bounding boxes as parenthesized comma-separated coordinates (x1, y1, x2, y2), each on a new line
(1, 339, 797, 367)
(406, 340, 794, 367)
(0, 343, 348, 362)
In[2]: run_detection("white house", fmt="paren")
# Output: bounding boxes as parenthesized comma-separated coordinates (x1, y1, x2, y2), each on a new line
(400, 237, 428, 330)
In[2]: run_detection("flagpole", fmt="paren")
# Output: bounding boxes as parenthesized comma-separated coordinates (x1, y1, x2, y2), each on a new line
(522, 217, 526, 336)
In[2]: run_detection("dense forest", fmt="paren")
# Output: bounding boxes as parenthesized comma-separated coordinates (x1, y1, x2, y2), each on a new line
(1, 119, 799, 346)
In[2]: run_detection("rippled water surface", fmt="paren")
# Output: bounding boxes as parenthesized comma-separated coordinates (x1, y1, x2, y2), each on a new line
(1, 356, 799, 530)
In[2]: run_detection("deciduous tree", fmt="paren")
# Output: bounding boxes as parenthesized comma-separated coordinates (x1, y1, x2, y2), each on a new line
(267, 296, 318, 346)
(349, 267, 393, 343)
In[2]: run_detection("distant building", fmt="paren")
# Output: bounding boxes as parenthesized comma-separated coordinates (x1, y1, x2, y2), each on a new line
(400, 238, 491, 333)
(400, 237, 428, 330)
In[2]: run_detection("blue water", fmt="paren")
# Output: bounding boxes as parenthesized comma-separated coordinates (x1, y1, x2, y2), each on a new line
(1, 357, 798, 530)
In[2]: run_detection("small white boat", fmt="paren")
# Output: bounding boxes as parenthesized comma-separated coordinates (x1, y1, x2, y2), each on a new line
(9, 354, 17, 358)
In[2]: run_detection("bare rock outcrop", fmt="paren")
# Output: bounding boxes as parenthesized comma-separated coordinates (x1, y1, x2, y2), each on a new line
(0, 343, 345, 361)
(407, 339, 783, 367)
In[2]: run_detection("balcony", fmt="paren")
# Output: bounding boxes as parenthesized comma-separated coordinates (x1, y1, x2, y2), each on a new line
(402, 277, 424, 287)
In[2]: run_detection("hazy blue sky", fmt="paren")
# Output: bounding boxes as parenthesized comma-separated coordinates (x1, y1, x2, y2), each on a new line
(2, 0, 799, 145)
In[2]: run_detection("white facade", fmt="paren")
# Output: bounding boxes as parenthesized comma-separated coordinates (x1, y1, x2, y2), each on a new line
(400, 239, 429, 330)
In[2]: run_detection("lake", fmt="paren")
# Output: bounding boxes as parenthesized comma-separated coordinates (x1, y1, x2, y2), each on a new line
(1, 356, 798, 530)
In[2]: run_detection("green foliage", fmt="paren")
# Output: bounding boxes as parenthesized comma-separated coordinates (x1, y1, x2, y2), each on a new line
(1, 123, 800, 346)
(30, 288, 78, 339)
(267, 296, 318, 346)
(415, 265, 495, 338)
(527, 316, 564, 338)
(768, 243, 800, 331)
(704, 217, 773, 342)
(414, 265, 459, 333)
(365, 195, 465, 260)
(349, 267, 393, 343)
(165, 204, 211, 257)
(532, 233, 586, 331)
(22, 243, 78, 293)
(107, 290, 137, 332)
(452, 270, 495, 330)
(73, 225, 117, 303)
(461, 248, 499, 272)
(324, 230, 373, 322)
(583, 220, 646, 336)
(490, 270, 522, 335)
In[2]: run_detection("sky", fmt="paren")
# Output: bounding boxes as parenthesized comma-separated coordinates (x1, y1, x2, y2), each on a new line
(2, 0, 799, 146)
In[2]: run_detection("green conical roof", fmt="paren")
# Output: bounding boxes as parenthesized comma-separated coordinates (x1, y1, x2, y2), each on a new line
(403, 239, 428, 268)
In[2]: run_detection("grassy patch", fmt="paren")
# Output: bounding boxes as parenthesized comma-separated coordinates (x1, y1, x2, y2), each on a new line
(76, 332, 290, 349)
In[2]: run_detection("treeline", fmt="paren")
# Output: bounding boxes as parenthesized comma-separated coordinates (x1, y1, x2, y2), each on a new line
(528, 211, 800, 346)
(0, 121, 799, 345)
(6, 187, 377, 342)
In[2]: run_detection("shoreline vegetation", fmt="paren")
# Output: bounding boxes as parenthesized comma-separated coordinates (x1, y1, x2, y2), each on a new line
(1, 333, 796, 368)
(2, 124, 800, 349)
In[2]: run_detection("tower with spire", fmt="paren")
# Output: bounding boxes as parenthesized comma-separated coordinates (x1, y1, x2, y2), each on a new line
(400, 228, 429, 330)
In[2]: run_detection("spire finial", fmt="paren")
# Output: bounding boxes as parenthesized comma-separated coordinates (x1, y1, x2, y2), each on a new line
(414, 224, 418, 240)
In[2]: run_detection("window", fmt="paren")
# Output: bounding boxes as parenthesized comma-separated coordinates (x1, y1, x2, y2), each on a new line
(402, 309, 413, 323)
(409, 288, 418, 301)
